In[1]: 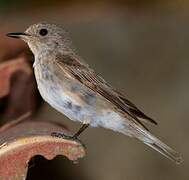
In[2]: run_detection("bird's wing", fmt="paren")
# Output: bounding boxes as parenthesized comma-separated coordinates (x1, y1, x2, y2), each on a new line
(55, 53, 157, 130)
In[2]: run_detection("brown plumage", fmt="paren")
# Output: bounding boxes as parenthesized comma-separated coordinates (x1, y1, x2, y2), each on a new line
(7, 22, 183, 164)
(56, 53, 157, 131)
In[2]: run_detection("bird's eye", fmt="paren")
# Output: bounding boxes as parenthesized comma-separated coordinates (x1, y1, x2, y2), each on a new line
(39, 29, 48, 36)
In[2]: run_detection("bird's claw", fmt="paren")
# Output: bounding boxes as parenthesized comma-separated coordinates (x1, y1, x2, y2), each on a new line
(51, 131, 86, 148)
(51, 132, 79, 141)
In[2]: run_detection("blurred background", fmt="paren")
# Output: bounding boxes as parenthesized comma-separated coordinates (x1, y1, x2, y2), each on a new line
(0, 0, 188, 179)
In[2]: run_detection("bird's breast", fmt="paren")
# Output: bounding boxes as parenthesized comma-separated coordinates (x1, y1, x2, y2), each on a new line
(34, 63, 99, 121)
(33, 62, 125, 130)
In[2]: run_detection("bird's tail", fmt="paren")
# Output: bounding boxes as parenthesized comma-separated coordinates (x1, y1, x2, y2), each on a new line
(121, 126, 183, 164)
(142, 133, 183, 164)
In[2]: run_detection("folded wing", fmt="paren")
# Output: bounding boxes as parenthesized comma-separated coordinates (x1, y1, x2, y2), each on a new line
(55, 53, 157, 131)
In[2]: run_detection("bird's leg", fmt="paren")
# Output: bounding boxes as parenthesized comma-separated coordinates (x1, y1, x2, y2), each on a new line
(51, 123, 89, 141)
(72, 124, 89, 139)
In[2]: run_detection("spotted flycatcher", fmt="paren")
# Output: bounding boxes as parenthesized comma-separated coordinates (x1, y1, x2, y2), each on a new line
(7, 22, 182, 163)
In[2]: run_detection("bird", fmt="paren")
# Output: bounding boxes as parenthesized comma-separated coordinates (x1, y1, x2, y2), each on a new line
(7, 22, 182, 164)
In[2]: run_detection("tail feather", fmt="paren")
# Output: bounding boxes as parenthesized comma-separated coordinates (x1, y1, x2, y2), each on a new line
(121, 126, 183, 164)
(143, 135, 183, 164)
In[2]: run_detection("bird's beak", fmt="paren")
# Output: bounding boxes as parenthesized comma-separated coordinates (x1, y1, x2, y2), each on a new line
(6, 32, 30, 39)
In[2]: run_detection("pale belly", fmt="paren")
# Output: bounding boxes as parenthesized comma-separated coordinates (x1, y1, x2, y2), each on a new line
(34, 64, 126, 131)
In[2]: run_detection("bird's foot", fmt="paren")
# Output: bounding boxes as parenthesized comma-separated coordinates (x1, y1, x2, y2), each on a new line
(51, 132, 84, 146)
(51, 131, 86, 148)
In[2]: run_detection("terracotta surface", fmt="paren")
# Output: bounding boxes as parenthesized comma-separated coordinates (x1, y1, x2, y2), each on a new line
(0, 41, 41, 122)
(0, 121, 85, 180)
(0, 55, 31, 97)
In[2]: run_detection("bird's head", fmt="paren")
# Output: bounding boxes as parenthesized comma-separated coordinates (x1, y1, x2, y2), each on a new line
(7, 22, 71, 55)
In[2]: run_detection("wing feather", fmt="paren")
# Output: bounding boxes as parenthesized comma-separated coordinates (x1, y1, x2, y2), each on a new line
(55, 54, 157, 130)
